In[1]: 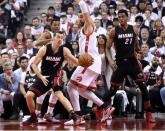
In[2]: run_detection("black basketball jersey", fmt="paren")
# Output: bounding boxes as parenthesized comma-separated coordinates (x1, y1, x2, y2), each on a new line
(41, 44, 64, 78)
(114, 25, 136, 59)
(24, 71, 37, 92)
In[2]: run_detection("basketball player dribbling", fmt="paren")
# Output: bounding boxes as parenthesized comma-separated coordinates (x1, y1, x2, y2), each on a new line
(65, 0, 115, 125)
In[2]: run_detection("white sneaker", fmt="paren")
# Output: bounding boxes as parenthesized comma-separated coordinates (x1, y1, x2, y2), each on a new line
(64, 117, 85, 126)
(101, 106, 115, 122)
(44, 113, 60, 123)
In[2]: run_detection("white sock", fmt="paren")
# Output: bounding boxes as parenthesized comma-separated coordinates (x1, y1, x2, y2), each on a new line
(49, 92, 58, 104)
(35, 110, 41, 115)
(78, 88, 103, 106)
(47, 106, 54, 115)
(67, 83, 80, 111)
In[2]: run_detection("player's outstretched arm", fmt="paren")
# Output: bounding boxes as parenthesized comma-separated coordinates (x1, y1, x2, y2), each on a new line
(63, 47, 79, 66)
(75, 0, 94, 34)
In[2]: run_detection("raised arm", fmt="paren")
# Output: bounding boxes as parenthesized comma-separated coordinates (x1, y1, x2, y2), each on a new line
(75, 0, 94, 35)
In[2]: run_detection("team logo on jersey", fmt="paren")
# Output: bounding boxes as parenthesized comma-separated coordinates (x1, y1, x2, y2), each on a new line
(46, 56, 61, 61)
(76, 76, 82, 82)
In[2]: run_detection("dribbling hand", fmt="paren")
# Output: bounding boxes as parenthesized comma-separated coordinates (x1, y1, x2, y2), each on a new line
(41, 75, 49, 86)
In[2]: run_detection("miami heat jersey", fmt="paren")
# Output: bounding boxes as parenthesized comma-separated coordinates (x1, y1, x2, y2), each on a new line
(41, 44, 64, 78)
(114, 25, 136, 59)
(79, 28, 101, 74)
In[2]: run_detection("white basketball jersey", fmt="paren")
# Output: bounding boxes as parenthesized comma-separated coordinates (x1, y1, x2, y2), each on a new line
(79, 28, 101, 74)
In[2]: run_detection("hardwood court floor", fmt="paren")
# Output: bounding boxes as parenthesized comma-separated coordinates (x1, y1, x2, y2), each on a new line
(0, 114, 165, 130)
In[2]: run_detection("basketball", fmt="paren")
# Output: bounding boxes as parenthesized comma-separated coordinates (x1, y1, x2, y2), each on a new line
(78, 53, 93, 68)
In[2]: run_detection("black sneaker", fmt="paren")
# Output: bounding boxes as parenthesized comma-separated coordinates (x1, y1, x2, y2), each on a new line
(44, 113, 60, 123)
(10, 113, 19, 120)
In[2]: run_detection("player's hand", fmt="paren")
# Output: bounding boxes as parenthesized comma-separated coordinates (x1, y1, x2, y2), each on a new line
(41, 75, 49, 86)
(110, 60, 117, 71)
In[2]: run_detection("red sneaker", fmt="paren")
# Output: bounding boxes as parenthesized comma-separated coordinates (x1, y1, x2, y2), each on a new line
(101, 106, 115, 123)
(93, 107, 102, 120)
(146, 112, 155, 123)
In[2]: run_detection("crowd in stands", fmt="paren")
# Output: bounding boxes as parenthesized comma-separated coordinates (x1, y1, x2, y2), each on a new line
(0, 0, 165, 121)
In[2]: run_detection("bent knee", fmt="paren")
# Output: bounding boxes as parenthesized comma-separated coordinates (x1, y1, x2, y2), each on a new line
(54, 91, 63, 98)
(26, 91, 35, 99)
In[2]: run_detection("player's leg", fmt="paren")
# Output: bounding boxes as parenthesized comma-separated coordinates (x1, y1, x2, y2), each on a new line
(44, 91, 59, 123)
(22, 79, 51, 125)
(53, 90, 84, 126)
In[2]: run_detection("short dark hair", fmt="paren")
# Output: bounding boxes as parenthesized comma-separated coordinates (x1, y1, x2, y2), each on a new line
(161, 54, 165, 59)
(19, 56, 28, 63)
(32, 17, 40, 21)
(53, 31, 64, 37)
(135, 15, 144, 22)
(118, 9, 128, 17)
(1, 52, 8, 57)
(48, 6, 55, 10)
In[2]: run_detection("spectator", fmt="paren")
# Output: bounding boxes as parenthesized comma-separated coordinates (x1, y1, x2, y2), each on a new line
(0, 61, 19, 118)
(0, 6, 9, 40)
(66, 5, 78, 24)
(150, 18, 164, 39)
(0, 52, 9, 74)
(100, 11, 113, 29)
(128, 5, 138, 26)
(143, 9, 155, 29)
(150, 36, 164, 56)
(23, 25, 35, 40)
(90, 7, 101, 21)
(1, 39, 17, 58)
(66, 24, 79, 45)
(152, 0, 165, 18)
(12, 32, 26, 48)
(50, 17, 60, 33)
(70, 41, 79, 58)
(139, 27, 155, 48)
(141, 43, 154, 63)
(14, 56, 28, 83)
(47, 6, 60, 23)
(31, 17, 44, 36)
(16, 44, 29, 58)
(24, 38, 38, 58)
(54, 0, 63, 17)
(94, 19, 107, 36)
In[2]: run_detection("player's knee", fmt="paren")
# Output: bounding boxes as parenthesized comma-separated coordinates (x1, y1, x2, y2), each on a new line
(54, 91, 63, 99)
(26, 91, 35, 100)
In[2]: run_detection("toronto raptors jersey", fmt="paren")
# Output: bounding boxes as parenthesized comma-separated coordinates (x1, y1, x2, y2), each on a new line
(41, 44, 64, 78)
(114, 25, 136, 59)
(79, 28, 101, 74)
(24, 71, 36, 92)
